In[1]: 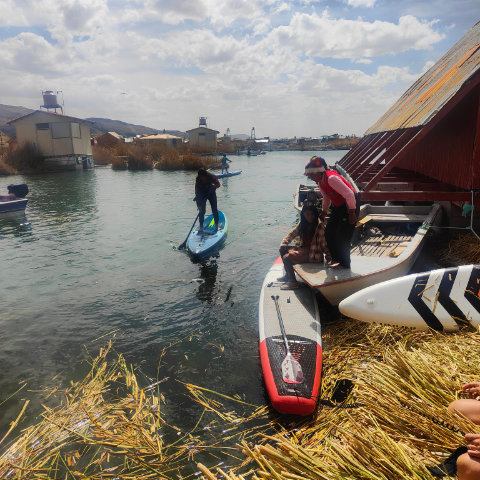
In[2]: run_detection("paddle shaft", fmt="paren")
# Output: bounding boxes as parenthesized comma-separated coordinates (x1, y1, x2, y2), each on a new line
(178, 212, 200, 250)
(271, 295, 291, 355)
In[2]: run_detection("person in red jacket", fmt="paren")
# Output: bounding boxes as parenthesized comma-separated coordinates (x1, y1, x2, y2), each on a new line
(304, 156, 358, 269)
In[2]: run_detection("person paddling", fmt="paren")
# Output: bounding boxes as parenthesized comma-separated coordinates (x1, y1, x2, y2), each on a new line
(279, 204, 331, 290)
(304, 156, 358, 269)
(194, 168, 220, 235)
(221, 154, 232, 174)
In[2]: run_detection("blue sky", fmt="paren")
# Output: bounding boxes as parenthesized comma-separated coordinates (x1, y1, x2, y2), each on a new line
(0, 0, 478, 137)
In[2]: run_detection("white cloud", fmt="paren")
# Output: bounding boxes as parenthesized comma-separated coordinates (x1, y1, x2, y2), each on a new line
(347, 0, 376, 7)
(0, 1, 451, 136)
(268, 12, 444, 60)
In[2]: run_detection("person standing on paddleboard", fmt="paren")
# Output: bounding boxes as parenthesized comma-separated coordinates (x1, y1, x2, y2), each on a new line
(304, 156, 359, 269)
(194, 168, 220, 235)
(279, 204, 331, 290)
(220, 154, 231, 174)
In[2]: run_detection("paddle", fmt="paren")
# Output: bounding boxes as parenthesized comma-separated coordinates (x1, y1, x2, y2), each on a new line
(178, 212, 200, 251)
(271, 295, 304, 384)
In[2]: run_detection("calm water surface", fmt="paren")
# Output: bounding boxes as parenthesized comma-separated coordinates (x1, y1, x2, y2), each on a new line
(0, 151, 347, 432)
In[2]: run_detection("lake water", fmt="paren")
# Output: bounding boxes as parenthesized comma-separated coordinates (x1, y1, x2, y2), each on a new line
(1, 150, 351, 433)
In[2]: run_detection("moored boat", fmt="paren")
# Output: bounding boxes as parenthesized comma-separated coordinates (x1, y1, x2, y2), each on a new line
(293, 184, 320, 212)
(0, 184, 29, 214)
(293, 204, 442, 305)
(186, 211, 228, 258)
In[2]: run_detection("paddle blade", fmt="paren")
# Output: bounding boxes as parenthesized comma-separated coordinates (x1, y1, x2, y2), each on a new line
(281, 353, 304, 384)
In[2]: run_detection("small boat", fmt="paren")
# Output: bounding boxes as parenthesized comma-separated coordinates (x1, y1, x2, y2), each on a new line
(0, 184, 28, 214)
(187, 211, 228, 258)
(213, 170, 242, 179)
(294, 204, 442, 305)
(339, 265, 480, 332)
(259, 258, 322, 415)
(293, 184, 321, 212)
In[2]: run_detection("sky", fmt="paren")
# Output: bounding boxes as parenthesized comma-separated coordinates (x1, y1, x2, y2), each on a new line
(0, 1, 478, 138)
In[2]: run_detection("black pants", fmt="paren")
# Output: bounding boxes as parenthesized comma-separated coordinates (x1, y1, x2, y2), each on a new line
(196, 190, 218, 230)
(325, 198, 359, 268)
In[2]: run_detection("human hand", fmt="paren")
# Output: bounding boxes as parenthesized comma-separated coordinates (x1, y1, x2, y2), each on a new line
(463, 382, 480, 399)
(348, 210, 357, 225)
(465, 433, 480, 458)
(320, 210, 328, 221)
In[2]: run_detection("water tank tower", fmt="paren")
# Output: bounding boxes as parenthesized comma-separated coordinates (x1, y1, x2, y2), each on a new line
(40, 90, 63, 114)
(199, 116, 207, 127)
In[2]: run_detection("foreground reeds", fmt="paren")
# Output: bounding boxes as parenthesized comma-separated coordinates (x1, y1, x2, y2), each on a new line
(2, 324, 480, 479)
(198, 323, 480, 480)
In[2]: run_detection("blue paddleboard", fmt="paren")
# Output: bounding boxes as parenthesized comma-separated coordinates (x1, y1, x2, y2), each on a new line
(186, 211, 228, 258)
(213, 170, 242, 179)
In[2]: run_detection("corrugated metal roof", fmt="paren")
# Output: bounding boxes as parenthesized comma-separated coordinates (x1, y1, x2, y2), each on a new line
(8, 109, 91, 125)
(366, 21, 480, 135)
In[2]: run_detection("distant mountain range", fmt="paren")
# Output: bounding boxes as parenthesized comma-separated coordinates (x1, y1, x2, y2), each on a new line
(0, 104, 185, 138)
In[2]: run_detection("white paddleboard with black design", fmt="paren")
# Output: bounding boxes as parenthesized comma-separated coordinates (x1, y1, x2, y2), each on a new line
(339, 265, 480, 332)
(259, 257, 322, 415)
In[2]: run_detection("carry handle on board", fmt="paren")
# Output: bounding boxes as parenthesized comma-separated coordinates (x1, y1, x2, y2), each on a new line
(271, 295, 304, 384)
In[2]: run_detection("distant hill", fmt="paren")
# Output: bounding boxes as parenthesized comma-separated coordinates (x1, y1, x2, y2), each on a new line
(0, 104, 34, 136)
(86, 117, 185, 138)
(0, 104, 184, 139)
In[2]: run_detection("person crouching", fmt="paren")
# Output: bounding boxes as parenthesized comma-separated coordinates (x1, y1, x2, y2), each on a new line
(279, 204, 331, 290)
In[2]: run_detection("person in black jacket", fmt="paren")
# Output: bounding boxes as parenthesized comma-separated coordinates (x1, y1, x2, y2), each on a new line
(195, 168, 220, 234)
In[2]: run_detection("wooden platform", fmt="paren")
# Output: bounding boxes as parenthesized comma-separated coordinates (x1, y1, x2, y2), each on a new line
(351, 233, 413, 257)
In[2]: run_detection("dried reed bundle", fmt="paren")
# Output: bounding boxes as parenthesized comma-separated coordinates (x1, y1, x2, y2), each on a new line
(441, 233, 480, 265)
(199, 324, 480, 480)
(0, 342, 190, 479)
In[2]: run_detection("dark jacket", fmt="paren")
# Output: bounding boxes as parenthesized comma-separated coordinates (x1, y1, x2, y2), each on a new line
(195, 172, 220, 198)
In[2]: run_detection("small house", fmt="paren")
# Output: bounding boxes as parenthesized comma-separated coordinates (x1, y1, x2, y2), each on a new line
(8, 110, 93, 171)
(135, 133, 183, 148)
(96, 131, 124, 148)
(186, 118, 219, 151)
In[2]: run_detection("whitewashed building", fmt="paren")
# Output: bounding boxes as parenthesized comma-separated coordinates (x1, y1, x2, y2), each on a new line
(8, 110, 93, 171)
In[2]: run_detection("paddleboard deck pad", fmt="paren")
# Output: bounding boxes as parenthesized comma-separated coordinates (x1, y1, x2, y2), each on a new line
(339, 265, 480, 332)
(259, 257, 322, 415)
(186, 211, 228, 258)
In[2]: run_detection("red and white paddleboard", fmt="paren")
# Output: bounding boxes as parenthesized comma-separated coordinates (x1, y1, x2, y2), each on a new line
(259, 257, 323, 415)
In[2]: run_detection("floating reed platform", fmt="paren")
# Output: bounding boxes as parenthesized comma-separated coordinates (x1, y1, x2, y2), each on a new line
(2, 323, 480, 479)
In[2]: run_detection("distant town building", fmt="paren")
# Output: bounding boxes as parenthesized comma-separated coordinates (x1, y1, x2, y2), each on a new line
(8, 110, 93, 171)
(186, 117, 219, 151)
(95, 131, 124, 148)
(135, 133, 183, 148)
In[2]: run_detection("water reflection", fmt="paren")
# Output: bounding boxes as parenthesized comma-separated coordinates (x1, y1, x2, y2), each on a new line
(195, 259, 218, 303)
(0, 212, 32, 239)
(27, 170, 97, 222)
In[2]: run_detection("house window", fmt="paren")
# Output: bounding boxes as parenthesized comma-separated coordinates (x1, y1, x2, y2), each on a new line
(71, 122, 81, 138)
(198, 133, 206, 137)
(36, 123, 50, 130)
(51, 123, 71, 139)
